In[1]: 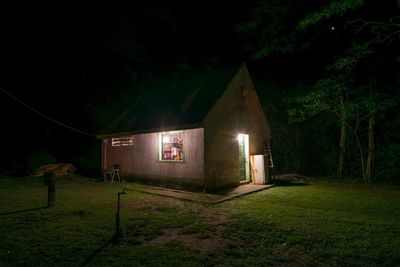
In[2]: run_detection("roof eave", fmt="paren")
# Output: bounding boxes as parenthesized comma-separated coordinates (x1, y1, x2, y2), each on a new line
(97, 123, 203, 139)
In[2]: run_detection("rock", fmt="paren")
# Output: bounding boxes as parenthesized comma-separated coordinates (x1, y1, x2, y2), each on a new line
(33, 163, 76, 177)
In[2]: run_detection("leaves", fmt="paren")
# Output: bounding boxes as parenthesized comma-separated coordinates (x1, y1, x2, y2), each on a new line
(298, 0, 365, 30)
(235, 0, 368, 58)
(234, 0, 313, 58)
(287, 77, 347, 123)
(328, 43, 374, 73)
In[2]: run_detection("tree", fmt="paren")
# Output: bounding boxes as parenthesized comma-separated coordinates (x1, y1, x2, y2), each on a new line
(289, 42, 397, 182)
(288, 44, 371, 179)
(235, 0, 365, 59)
(236, 0, 400, 180)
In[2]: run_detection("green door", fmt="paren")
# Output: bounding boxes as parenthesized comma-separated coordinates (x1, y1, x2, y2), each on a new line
(238, 133, 250, 181)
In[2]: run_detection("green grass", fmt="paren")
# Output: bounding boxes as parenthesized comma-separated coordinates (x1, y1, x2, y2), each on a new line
(0, 175, 399, 266)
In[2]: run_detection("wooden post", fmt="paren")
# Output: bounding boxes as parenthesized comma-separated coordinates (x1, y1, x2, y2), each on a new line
(115, 190, 126, 239)
(45, 172, 55, 207)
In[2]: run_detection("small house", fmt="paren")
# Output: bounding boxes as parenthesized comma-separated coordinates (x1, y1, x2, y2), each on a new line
(98, 64, 272, 191)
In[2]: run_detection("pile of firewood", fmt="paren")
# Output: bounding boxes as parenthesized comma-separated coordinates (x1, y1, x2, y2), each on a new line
(32, 163, 76, 177)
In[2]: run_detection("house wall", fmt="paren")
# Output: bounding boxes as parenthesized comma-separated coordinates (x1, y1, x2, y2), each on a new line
(103, 128, 205, 189)
(203, 66, 271, 190)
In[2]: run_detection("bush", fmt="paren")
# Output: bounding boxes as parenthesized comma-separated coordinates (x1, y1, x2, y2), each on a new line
(77, 144, 101, 177)
(374, 143, 400, 183)
(27, 150, 56, 173)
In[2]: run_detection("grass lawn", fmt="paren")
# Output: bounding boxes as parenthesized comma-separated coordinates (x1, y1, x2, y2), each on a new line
(0, 175, 399, 266)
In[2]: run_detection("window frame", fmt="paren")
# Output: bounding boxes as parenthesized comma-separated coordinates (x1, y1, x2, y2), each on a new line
(158, 131, 185, 163)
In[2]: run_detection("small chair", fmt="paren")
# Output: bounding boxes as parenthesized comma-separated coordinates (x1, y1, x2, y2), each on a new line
(103, 164, 121, 182)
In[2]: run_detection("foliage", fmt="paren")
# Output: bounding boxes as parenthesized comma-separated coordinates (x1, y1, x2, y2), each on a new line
(373, 143, 400, 183)
(234, 0, 311, 58)
(288, 43, 374, 122)
(77, 141, 101, 178)
(298, 0, 364, 30)
(288, 41, 399, 180)
(237, 0, 400, 181)
(27, 149, 57, 173)
(328, 43, 373, 72)
(373, 109, 400, 182)
(235, 0, 367, 58)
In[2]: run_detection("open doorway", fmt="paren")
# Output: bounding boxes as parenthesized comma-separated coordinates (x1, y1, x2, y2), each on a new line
(238, 133, 250, 182)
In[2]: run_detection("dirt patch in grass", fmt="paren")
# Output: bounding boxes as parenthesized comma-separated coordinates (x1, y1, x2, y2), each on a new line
(146, 207, 233, 255)
(121, 195, 234, 255)
(121, 194, 233, 227)
(143, 228, 229, 255)
(68, 210, 92, 217)
(119, 195, 187, 211)
(272, 245, 316, 266)
(198, 207, 232, 226)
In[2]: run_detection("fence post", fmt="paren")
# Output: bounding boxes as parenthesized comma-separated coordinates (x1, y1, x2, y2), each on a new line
(115, 190, 126, 239)
(45, 172, 55, 207)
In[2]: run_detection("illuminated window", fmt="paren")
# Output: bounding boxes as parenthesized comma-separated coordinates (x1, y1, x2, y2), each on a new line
(112, 136, 133, 147)
(159, 131, 184, 161)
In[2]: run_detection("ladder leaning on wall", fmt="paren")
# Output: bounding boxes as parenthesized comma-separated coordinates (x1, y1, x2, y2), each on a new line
(264, 137, 274, 180)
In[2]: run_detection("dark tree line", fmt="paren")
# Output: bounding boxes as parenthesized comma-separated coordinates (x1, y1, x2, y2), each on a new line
(236, 0, 400, 182)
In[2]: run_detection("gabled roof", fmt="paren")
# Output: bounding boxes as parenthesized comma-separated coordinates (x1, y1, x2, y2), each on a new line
(99, 66, 241, 137)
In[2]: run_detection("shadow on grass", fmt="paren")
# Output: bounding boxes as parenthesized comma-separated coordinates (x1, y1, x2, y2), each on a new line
(81, 237, 116, 266)
(0, 206, 49, 216)
(271, 179, 310, 187)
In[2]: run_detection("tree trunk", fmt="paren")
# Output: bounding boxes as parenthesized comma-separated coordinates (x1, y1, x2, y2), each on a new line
(337, 97, 346, 179)
(337, 120, 346, 178)
(365, 113, 375, 181)
(352, 128, 367, 183)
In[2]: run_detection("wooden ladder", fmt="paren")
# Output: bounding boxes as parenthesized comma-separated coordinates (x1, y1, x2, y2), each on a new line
(264, 138, 274, 168)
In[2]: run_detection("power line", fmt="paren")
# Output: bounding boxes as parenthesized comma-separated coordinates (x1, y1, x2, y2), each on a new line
(0, 87, 97, 137)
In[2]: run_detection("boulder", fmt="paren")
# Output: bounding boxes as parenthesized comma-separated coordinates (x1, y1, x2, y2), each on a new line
(33, 163, 76, 177)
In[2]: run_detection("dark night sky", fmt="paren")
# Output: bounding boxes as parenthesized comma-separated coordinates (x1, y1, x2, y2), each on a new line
(0, 1, 248, 117)
(0, 1, 257, 173)
(0, 1, 318, 119)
